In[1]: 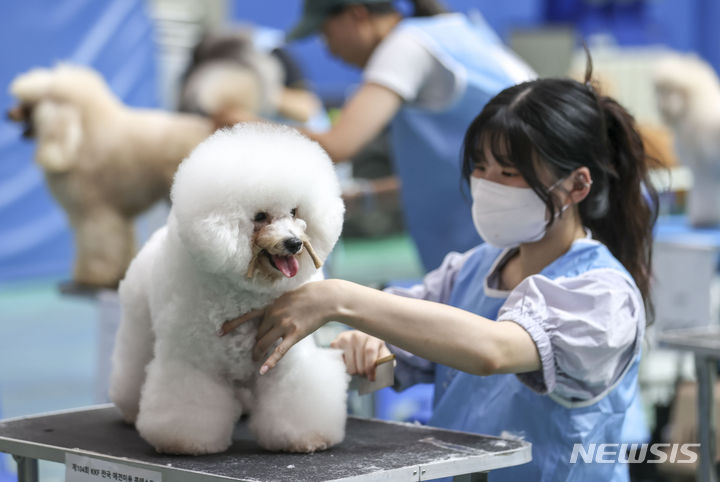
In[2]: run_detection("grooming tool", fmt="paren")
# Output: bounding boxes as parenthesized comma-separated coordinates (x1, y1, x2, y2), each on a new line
(349, 354, 395, 395)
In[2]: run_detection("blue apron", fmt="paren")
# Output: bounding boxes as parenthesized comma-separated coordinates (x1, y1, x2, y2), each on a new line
(389, 14, 534, 271)
(430, 241, 641, 481)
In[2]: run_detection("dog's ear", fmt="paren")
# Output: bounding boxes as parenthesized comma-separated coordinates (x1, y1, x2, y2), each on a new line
(177, 212, 247, 273)
(32, 101, 83, 173)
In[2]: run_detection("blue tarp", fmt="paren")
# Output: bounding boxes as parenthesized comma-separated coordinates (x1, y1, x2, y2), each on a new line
(0, 0, 157, 283)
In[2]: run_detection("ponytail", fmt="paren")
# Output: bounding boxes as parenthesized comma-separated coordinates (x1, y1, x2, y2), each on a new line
(574, 49, 659, 317)
(581, 93, 660, 318)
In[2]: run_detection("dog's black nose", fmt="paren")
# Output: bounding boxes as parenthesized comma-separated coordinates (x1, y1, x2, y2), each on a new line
(283, 237, 303, 254)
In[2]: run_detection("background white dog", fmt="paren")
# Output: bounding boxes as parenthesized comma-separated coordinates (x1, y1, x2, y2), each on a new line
(654, 52, 720, 226)
(109, 123, 349, 455)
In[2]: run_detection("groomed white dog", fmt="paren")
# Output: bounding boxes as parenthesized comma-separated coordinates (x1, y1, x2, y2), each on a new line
(109, 123, 349, 455)
(654, 52, 720, 226)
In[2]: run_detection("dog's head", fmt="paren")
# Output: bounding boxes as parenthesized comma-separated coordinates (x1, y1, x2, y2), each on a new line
(7, 64, 120, 172)
(179, 30, 284, 118)
(654, 53, 720, 127)
(170, 123, 344, 293)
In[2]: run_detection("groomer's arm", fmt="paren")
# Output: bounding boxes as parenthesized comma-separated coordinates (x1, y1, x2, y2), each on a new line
(302, 83, 402, 162)
(222, 279, 541, 377)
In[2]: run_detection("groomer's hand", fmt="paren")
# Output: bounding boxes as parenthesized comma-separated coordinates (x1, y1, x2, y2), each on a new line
(219, 280, 337, 374)
(331, 331, 391, 382)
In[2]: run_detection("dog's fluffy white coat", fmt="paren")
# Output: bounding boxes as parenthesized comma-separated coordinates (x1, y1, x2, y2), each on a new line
(109, 123, 348, 454)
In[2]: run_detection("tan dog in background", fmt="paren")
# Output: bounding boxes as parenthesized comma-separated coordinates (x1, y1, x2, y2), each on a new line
(7, 65, 215, 288)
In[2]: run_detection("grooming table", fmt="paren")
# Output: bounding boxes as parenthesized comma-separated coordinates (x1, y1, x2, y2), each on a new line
(0, 405, 530, 482)
(659, 327, 720, 482)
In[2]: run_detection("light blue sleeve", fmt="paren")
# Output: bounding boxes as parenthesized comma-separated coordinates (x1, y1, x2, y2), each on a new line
(497, 269, 645, 402)
(384, 250, 473, 391)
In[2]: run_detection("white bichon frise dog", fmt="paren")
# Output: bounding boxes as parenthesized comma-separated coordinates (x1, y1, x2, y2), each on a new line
(109, 123, 349, 455)
(654, 52, 720, 226)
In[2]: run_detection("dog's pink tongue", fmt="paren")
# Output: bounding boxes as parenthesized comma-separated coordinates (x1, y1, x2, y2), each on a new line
(272, 255, 299, 278)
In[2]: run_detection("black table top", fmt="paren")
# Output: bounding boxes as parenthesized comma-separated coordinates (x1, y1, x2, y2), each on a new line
(0, 405, 531, 481)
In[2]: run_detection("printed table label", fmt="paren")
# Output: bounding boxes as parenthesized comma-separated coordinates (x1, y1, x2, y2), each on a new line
(65, 453, 162, 482)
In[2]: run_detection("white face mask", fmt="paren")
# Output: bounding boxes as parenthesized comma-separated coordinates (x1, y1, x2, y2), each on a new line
(470, 177, 565, 249)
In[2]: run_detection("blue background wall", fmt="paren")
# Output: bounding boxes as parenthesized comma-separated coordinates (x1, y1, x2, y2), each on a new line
(1, 0, 718, 283)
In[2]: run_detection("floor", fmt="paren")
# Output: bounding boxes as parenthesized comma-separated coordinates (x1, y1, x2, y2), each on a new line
(0, 278, 99, 481)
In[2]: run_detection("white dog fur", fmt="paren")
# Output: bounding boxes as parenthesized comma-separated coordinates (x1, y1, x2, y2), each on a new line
(654, 52, 720, 226)
(109, 123, 349, 455)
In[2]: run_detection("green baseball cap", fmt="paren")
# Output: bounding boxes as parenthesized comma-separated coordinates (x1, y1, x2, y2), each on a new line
(286, 0, 390, 41)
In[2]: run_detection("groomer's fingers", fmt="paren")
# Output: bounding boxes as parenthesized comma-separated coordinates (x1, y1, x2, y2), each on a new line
(343, 350, 358, 376)
(259, 337, 297, 375)
(331, 331, 388, 380)
(363, 340, 381, 381)
(253, 325, 288, 361)
(354, 338, 367, 378)
(255, 310, 283, 341)
(343, 344, 360, 376)
(331, 331, 362, 375)
(330, 337, 350, 374)
(219, 309, 265, 336)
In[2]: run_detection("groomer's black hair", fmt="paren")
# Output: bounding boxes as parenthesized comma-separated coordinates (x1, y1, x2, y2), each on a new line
(461, 59, 660, 319)
(332, 0, 447, 17)
(405, 0, 448, 16)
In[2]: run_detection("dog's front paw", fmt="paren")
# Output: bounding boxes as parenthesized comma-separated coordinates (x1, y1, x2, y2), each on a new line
(138, 422, 233, 455)
(150, 435, 232, 456)
(283, 433, 333, 454)
(136, 410, 235, 455)
(256, 431, 340, 453)
(116, 408, 137, 426)
(111, 395, 139, 425)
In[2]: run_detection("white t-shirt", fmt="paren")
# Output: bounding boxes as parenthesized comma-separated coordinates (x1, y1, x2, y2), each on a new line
(364, 23, 459, 110)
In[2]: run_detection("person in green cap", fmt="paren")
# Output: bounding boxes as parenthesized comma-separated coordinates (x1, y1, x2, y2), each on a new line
(220, 0, 535, 272)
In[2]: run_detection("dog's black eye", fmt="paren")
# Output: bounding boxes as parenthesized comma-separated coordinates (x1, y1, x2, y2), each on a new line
(291, 208, 297, 218)
(254, 212, 268, 222)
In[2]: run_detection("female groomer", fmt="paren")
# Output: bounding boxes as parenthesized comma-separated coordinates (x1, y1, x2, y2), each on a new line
(286, 0, 534, 271)
(222, 71, 658, 481)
